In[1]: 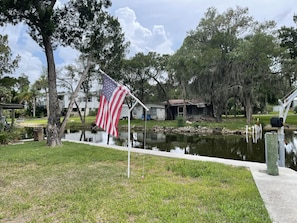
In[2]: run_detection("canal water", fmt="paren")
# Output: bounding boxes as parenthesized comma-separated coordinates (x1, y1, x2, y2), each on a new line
(62, 129, 297, 171)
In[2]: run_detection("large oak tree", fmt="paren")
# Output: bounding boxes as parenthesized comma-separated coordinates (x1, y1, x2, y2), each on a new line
(0, 0, 120, 146)
(0, 34, 19, 78)
(176, 6, 253, 121)
(170, 6, 283, 124)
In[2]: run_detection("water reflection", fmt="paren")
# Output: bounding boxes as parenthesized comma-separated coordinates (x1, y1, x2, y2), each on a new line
(61, 129, 297, 171)
(283, 130, 297, 170)
(20, 127, 297, 171)
(62, 129, 265, 163)
(63, 129, 117, 144)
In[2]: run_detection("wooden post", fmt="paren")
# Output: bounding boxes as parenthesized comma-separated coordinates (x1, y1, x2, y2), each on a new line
(34, 127, 44, 141)
(265, 132, 279, 176)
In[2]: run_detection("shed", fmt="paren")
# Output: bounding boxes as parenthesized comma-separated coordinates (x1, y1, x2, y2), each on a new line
(0, 103, 24, 127)
(120, 103, 166, 120)
(164, 99, 211, 120)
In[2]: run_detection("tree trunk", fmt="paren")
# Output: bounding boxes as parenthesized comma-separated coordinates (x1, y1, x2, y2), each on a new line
(32, 96, 36, 117)
(46, 90, 49, 117)
(43, 35, 62, 147)
(214, 102, 223, 122)
(151, 76, 173, 120)
(82, 94, 88, 127)
(75, 100, 84, 123)
(11, 109, 15, 127)
(181, 79, 187, 119)
(245, 96, 253, 125)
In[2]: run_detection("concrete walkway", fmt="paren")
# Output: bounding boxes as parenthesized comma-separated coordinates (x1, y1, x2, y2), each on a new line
(65, 139, 297, 223)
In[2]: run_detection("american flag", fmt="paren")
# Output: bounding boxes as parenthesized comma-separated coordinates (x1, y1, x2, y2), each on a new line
(95, 73, 129, 137)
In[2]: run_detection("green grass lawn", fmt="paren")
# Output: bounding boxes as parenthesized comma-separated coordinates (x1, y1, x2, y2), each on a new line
(0, 141, 271, 222)
(17, 112, 297, 131)
(14, 115, 256, 131)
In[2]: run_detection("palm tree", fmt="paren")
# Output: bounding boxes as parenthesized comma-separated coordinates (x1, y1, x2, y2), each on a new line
(34, 72, 49, 117)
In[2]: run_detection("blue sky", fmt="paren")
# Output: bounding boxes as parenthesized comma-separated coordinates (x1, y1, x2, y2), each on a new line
(1, 0, 297, 84)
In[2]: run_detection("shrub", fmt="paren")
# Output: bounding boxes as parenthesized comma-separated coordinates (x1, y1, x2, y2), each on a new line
(88, 109, 98, 116)
(176, 115, 185, 127)
(0, 128, 22, 144)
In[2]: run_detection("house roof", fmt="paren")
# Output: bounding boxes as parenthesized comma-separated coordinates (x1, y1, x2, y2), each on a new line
(0, 103, 24, 109)
(130, 103, 165, 110)
(165, 99, 206, 107)
(146, 103, 165, 108)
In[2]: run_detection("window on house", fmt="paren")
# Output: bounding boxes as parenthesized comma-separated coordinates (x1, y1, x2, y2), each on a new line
(178, 106, 184, 116)
(150, 107, 157, 116)
(82, 96, 92, 102)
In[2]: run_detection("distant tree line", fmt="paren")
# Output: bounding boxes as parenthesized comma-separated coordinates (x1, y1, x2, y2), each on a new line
(120, 7, 297, 124)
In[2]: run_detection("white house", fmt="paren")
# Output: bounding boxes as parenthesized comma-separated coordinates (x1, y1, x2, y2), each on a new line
(273, 97, 297, 113)
(59, 91, 100, 116)
(120, 103, 165, 120)
(57, 91, 166, 120)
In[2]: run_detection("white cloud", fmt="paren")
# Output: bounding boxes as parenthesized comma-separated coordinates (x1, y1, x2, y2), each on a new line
(115, 7, 174, 57)
(16, 51, 43, 83)
(111, 0, 297, 53)
(152, 25, 172, 54)
(56, 46, 80, 68)
(1, 23, 79, 84)
(1, 24, 43, 84)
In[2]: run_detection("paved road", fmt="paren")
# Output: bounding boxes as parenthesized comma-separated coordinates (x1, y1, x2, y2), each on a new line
(65, 139, 297, 223)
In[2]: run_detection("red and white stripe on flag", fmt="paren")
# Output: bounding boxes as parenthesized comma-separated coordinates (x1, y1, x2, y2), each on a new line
(95, 73, 129, 137)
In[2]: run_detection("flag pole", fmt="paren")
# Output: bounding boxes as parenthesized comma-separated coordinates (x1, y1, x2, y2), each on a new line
(128, 91, 149, 112)
(128, 110, 131, 178)
(98, 69, 149, 178)
(127, 98, 149, 178)
(128, 101, 136, 178)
